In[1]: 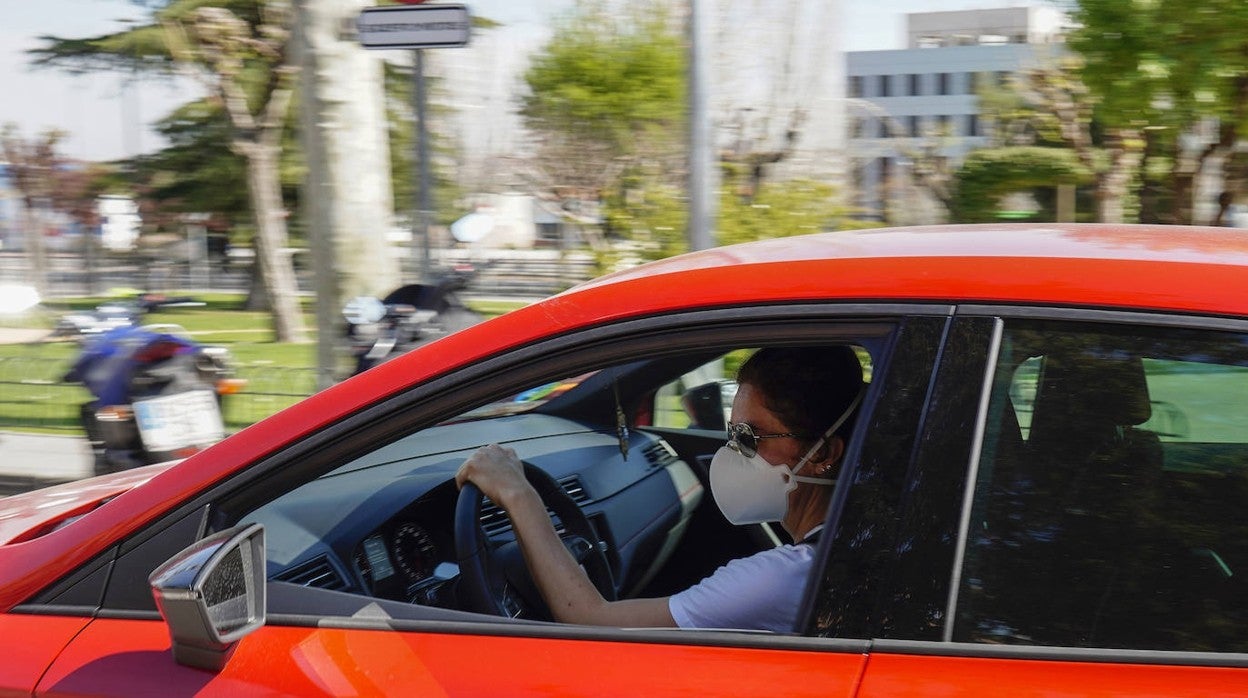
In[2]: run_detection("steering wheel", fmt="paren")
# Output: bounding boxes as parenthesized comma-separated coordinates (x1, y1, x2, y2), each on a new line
(454, 462, 616, 618)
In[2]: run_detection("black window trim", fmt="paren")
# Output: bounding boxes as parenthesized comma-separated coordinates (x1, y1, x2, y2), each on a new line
(957, 304, 1248, 334)
(942, 316, 1002, 642)
(872, 639, 1248, 669)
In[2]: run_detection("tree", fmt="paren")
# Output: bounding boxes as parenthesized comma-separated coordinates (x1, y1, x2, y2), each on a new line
(1013, 58, 1146, 224)
(1071, 0, 1248, 224)
(603, 167, 863, 266)
(520, 0, 686, 246)
(0, 125, 62, 297)
(952, 146, 1092, 223)
(33, 0, 308, 342)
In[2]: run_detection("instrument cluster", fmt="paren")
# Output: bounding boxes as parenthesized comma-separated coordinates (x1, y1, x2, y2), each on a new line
(353, 520, 447, 604)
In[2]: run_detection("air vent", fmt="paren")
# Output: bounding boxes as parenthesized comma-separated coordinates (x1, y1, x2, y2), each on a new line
(480, 475, 588, 536)
(273, 555, 347, 591)
(642, 440, 678, 469)
(558, 475, 590, 505)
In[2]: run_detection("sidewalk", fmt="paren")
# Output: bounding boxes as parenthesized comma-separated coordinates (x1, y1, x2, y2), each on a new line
(0, 328, 53, 344)
(0, 431, 92, 496)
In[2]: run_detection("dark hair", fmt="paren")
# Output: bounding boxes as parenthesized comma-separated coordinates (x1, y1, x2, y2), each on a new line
(736, 346, 864, 446)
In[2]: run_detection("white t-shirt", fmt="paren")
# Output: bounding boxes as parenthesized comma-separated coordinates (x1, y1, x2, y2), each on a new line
(667, 542, 816, 633)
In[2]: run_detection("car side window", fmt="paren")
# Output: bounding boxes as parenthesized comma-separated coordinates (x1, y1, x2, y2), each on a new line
(955, 321, 1248, 652)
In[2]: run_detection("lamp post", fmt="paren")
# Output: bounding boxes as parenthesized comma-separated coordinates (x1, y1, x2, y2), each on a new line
(687, 0, 716, 251)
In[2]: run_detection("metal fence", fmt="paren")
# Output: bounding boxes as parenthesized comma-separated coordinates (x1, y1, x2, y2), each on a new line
(0, 355, 318, 435)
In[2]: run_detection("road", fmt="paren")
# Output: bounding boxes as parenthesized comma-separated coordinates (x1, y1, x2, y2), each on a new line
(0, 431, 92, 497)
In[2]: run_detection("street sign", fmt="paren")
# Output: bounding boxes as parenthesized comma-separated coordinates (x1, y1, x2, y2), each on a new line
(357, 4, 471, 50)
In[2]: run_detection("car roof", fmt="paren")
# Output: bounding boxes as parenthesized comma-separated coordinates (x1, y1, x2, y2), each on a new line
(569, 223, 1248, 318)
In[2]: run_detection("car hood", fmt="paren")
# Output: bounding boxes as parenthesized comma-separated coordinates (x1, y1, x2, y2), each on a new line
(0, 463, 175, 546)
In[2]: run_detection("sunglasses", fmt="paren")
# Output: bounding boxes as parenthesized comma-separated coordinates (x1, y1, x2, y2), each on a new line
(726, 421, 798, 458)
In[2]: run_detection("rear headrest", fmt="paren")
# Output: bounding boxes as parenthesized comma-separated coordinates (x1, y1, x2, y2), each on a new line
(1032, 350, 1152, 433)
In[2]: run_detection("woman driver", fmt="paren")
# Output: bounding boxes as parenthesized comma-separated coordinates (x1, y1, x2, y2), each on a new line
(455, 345, 864, 632)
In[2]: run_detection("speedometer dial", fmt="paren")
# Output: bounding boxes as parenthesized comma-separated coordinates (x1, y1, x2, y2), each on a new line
(391, 522, 438, 583)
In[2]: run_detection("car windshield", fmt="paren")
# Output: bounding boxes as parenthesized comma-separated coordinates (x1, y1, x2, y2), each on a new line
(447, 371, 599, 422)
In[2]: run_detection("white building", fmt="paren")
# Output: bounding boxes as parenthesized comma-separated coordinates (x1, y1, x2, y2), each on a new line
(847, 6, 1068, 223)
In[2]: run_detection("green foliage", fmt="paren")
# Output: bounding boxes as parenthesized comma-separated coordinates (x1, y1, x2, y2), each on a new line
(384, 63, 464, 227)
(603, 165, 863, 265)
(134, 99, 303, 235)
(953, 147, 1093, 223)
(522, 0, 685, 156)
(1071, 0, 1248, 131)
(29, 0, 263, 74)
(716, 174, 850, 248)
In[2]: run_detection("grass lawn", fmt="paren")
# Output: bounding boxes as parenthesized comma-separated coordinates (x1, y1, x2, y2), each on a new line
(0, 293, 528, 434)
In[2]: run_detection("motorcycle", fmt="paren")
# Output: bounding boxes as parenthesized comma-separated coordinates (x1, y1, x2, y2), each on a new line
(52, 293, 205, 339)
(62, 300, 246, 475)
(342, 264, 484, 376)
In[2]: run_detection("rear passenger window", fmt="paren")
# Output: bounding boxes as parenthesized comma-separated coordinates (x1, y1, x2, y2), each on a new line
(955, 321, 1248, 652)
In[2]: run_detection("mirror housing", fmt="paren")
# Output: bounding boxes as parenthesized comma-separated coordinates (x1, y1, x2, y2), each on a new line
(149, 523, 266, 672)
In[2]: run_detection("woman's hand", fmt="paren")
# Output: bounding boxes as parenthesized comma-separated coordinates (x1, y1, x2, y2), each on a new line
(455, 443, 532, 509)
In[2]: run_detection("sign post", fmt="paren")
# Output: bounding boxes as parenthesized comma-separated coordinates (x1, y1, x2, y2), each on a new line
(358, 4, 471, 280)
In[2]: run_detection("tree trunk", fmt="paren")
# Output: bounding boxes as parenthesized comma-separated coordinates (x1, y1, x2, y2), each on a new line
(20, 202, 48, 298)
(294, 0, 399, 387)
(244, 142, 308, 343)
(1096, 129, 1144, 224)
(243, 259, 270, 311)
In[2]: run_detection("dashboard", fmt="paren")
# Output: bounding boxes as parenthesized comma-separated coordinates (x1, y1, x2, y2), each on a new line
(247, 412, 704, 619)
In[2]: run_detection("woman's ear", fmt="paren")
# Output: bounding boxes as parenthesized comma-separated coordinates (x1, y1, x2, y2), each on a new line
(816, 435, 846, 474)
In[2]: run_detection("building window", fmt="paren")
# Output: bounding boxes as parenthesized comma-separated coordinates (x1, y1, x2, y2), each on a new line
(938, 114, 952, 135)
(968, 114, 980, 137)
(909, 115, 922, 137)
(881, 75, 893, 98)
(849, 76, 863, 98)
(908, 73, 921, 96)
(938, 73, 951, 96)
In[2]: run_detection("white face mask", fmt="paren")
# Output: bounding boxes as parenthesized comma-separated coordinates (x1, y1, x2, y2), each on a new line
(709, 387, 863, 525)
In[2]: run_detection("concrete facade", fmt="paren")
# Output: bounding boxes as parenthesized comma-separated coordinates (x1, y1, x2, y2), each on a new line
(846, 7, 1068, 223)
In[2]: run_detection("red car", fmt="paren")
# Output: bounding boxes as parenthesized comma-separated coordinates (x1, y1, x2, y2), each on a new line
(3, 224, 1248, 695)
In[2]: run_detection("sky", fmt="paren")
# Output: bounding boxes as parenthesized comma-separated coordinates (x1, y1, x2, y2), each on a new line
(0, 0, 1045, 162)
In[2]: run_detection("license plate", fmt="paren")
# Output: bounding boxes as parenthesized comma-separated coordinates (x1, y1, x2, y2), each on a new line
(133, 390, 225, 453)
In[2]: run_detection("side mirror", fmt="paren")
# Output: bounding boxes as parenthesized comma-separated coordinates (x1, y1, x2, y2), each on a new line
(149, 523, 266, 672)
(682, 380, 737, 431)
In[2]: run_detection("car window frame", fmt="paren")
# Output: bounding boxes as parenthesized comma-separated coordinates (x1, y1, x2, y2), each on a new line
(918, 304, 1248, 667)
(23, 302, 956, 647)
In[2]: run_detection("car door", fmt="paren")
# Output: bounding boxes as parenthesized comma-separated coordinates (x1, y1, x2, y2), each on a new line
(29, 306, 951, 696)
(856, 309, 1248, 696)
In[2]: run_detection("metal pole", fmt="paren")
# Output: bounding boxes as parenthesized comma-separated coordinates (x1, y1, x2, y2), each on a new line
(413, 49, 433, 281)
(687, 0, 716, 251)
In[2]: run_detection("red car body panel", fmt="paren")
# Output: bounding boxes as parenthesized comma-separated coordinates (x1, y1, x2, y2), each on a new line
(858, 653, 1248, 697)
(0, 615, 92, 697)
(38, 618, 866, 697)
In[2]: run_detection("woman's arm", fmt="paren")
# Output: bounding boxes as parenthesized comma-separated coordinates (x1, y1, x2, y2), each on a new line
(456, 444, 677, 628)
